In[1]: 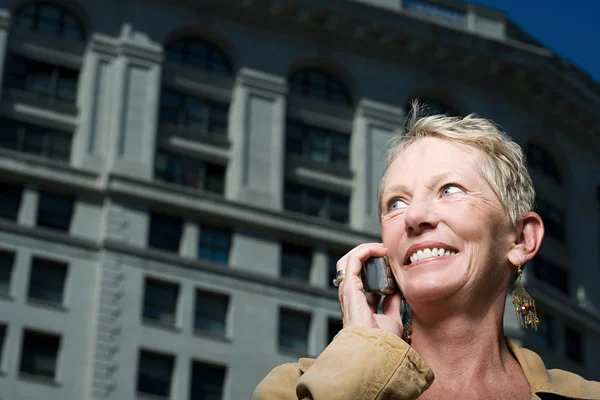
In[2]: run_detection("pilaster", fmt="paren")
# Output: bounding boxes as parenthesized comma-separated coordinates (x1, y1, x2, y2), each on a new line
(351, 99, 404, 234)
(228, 68, 287, 209)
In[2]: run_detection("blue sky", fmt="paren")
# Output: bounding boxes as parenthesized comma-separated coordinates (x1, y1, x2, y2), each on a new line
(470, 0, 599, 84)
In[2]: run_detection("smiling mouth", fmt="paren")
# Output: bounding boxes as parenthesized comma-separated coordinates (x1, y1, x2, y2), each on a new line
(407, 248, 458, 265)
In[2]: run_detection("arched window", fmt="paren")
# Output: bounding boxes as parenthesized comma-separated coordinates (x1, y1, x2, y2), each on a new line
(165, 38, 233, 77)
(288, 68, 351, 106)
(527, 143, 562, 184)
(13, 2, 85, 41)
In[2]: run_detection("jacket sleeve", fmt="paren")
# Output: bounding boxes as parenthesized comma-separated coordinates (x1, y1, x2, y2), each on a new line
(251, 326, 434, 400)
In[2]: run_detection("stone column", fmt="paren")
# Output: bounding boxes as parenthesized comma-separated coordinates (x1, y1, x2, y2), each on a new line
(351, 99, 404, 234)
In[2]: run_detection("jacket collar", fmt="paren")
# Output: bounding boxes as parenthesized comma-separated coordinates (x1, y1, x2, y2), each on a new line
(507, 339, 599, 399)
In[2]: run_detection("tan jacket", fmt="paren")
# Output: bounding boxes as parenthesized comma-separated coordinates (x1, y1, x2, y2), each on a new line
(252, 327, 600, 400)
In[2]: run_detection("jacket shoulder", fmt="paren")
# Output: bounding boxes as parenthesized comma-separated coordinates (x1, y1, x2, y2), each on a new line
(543, 368, 600, 400)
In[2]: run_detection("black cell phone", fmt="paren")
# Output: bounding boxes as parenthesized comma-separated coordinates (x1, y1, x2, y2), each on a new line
(360, 256, 399, 295)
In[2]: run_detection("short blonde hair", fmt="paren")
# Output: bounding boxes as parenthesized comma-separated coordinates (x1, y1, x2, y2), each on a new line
(378, 103, 535, 229)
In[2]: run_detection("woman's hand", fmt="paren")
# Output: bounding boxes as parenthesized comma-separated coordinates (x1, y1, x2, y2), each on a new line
(336, 243, 404, 337)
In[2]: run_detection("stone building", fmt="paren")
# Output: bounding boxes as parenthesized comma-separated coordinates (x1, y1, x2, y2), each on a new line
(0, 0, 598, 399)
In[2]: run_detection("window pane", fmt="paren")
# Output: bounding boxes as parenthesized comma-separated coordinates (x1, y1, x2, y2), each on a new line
(28, 258, 68, 305)
(281, 244, 312, 282)
(0, 325, 5, 365)
(279, 308, 311, 354)
(527, 144, 562, 184)
(195, 291, 229, 336)
(166, 39, 233, 77)
(327, 318, 343, 344)
(532, 258, 568, 294)
(535, 199, 565, 242)
(137, 350, 175, 397)
(288, 68, 351, 105)
(0, 182, 23, 220)
(143, 279, 178, 325)
(190, 362, 226, 400)
(20, 330, 61, 378)
(532, 313, 554, 350)
(0, 251, 15, 295)
(198, 226, 231, 264)
(14, 3, 84, 41)
(37, 192, 74, 231)
(0, 118, 20, 151)
(565, 327, 584, 363)
(148, 213, 182, 252)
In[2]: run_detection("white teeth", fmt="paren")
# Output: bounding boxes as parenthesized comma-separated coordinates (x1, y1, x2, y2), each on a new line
(408, 247, 457, 263)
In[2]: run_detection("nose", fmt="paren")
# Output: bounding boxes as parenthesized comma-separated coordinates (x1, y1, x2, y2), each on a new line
(404, 195, 439, 235)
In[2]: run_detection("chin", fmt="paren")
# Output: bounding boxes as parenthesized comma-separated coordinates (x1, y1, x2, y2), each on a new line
(401, 272, 464, 304)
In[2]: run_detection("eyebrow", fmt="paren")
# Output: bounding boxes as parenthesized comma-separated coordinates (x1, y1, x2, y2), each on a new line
(382, 170, 463, 199)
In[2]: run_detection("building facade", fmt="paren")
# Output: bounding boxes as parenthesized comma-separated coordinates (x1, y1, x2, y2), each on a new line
(0, 0, 598, 399)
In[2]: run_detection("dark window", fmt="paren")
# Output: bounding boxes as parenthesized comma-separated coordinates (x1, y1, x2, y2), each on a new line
(0, 182, 23, 220)
(198, 226, 231, 264)
(165, 38, 233, 76)
(532, 257, 569, 294)
(280, 244, 312, 282)
(279, 308, 311, 354)
(0, 118, 71, 162)
(286, 120, 350, 167)
(194, 290, 229, 337)
(20, 330, 61, 379)
(527, 143, 562, 185)
(0, 325, 5, 365)
(535, 199, 565, 243)
(532, 314, 554, 350)
(13, 3, 85, 41)
(137, 350, 175, 397)
(154, 151, 225, 194)
(284, 181, 350, 224)
(159, 89, 229, 136)
(27, 258, 68, 305)
(142, 279, 179, 326)
(327, 318, 343, 344)
(190, 361, 226, 400)
(4, 55, 79, 103)
(148, 213, 182, 253)
(565, 327, 584, 364)
(37, 191, 74, 231)
(289, 68, 351, 106)
(0, 251, 15, 295)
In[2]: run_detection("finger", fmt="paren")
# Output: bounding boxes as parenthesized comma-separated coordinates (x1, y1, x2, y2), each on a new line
(365, 292, 381, 314)
(335, 243, 384, 272)
(345, 246, 388, 279)
(382, 293, 403, 322)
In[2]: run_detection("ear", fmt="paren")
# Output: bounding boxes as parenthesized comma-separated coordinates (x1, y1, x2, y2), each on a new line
(508, 212, 544, 267)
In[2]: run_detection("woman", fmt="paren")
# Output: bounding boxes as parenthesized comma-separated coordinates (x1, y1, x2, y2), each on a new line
(252, 107, 600, 399)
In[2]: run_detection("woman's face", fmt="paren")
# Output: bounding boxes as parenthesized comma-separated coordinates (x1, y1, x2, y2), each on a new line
(381, 137, 515, 304)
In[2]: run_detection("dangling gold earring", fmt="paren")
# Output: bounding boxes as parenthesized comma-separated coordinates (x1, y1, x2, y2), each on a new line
(512, 264, 540, 330)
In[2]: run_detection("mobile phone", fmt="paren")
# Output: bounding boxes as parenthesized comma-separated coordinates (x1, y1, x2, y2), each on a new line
(360, 256, 399, 295)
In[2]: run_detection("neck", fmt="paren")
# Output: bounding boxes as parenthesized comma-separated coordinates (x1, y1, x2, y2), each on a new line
(408, 291, 521, 390)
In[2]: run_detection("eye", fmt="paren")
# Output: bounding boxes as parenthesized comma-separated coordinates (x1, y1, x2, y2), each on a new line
(388, 198, 407, 211)
(441, 184, 462, 197)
